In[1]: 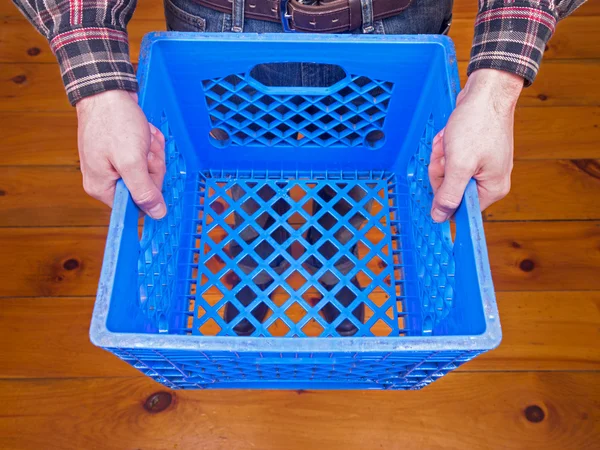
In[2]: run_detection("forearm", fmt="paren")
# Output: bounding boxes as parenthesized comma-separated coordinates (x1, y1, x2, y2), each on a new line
(11, 0, 138, 105)
(468, 0, 587, 85)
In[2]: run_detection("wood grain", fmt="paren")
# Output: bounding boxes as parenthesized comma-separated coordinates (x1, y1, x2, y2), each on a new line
(1, 222, 598, 298)
(0, 227, 106, 298)
(485, 221, 600, 292)
(0, 292, 597, 379)
(0, 112, 79, 166)
(513, 106, 600, 160)
(0, 373, 598, 450)
(0, 63, 71, 111)
(1, 160, 597, 227)
(0, 297, 140, 379)
(1, 107, 598, 166)
(3, 17, 600, 64)
(0, 166, 110, 227)
(468, 291, 600, 371)
(2, 61, 599, 112)
(0, 2, 599, 446)
(484, 159, 600, 221)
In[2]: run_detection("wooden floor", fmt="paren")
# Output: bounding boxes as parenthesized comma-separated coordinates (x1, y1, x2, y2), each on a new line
(1, 1, 599, 448)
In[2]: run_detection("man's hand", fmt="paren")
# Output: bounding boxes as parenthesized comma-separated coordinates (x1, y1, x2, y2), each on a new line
(76, 90, 167, 219)
(428, 69, 523, 223)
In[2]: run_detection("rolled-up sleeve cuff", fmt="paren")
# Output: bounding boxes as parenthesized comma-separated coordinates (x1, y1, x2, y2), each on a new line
(467, 2, 557, 86)
(50, 27, 138, 106)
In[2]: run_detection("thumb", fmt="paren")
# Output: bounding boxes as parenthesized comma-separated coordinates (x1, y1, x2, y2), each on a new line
(428, 128, 445, 193)
(430, 159, 474, 223)
(119, 156, 167, 219)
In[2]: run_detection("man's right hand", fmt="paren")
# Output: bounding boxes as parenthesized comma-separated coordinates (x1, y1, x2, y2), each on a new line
(76, 90, 167, 219)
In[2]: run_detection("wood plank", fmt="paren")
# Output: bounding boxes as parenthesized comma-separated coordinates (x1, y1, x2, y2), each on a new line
(484, 159, 600, 221)
(2, 61, 598, 112)
(3, 17, 600, 64)
(0, 112, 80, 166)
(514, 60, 600, 107)
(0, 227, 106, 298)
(2, 160, 597, 227)
(2, 0, 599, 21)
(0, 373, 598, 450)
(513, 106, 600, 160)
(1, 222, 598, 297)
(0, 292, 596, 379)
(2, 107, 598, 166)
(0, 297, 140, 379)
(0, 166, 109, 227)
(0, 63, 71, 111)
(485, 221, 600, 291)
(468, 291, 600, 371)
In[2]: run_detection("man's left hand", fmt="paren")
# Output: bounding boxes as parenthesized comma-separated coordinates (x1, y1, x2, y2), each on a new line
(428, 69, 524, 223)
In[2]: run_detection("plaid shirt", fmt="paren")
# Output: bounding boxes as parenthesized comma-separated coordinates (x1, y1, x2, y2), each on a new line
(13, 0, 587, 106)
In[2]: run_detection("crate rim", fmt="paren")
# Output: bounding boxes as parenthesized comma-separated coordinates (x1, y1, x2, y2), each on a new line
(91, 33, 500, 353)
(91, 180, 501, 353)
(136, 32, 461, 101)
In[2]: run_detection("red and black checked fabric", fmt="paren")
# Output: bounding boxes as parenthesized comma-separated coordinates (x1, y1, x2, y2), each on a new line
(12, 0, 138, 105)
(12, 0, 587, 105)
(468, 0, 586, 84)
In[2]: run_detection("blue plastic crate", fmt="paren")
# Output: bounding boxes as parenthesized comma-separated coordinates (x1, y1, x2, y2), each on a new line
(90, 33, 501, 390)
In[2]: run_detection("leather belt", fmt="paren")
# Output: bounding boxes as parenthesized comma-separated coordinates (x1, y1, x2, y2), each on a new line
(193, 0, 413, 33)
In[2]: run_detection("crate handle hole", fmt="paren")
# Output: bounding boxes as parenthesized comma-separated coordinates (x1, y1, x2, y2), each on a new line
(365, 129, 385, 150)
(249, 63, 347, 88)
(209, 128, 231, 148)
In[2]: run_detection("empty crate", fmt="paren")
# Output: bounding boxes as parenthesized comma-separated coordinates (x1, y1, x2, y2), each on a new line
(90, 33, 501, 390)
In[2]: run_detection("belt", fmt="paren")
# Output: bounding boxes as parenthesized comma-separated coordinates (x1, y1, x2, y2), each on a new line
(193, 0, 413, 33)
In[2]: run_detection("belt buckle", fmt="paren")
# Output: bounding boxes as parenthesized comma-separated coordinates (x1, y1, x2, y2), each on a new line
(280, 0, 296, 32)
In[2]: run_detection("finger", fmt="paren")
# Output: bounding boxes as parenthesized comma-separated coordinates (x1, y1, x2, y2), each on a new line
(148, 127, 167, 190)
(118, 156, 167, 219)
(430, 158, 474, 223)
(428, 129, 445, 193)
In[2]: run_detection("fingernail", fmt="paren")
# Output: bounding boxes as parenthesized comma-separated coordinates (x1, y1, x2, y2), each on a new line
(148, 151, 155, 161)
(431, 208, 448, 223)
(148, 203, 166, 219)
(149, 124, 158, 136)
(440, 156, 445, 167)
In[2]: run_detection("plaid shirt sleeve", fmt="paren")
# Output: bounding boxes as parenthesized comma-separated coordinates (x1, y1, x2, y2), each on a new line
(468, 0, 587, 85)
(12, 0, 138, 105)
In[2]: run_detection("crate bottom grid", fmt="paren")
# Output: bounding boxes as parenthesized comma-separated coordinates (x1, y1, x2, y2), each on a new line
(175, 169, 420, 338)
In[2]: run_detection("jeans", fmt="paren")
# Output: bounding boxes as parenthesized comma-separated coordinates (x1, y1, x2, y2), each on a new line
(164, 0, 453, 286)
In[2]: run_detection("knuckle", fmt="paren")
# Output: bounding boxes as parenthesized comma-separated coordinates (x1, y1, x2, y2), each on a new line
(82, 179, 100, 198)
(498, 180, 511, 198)
(488, 177, 511, 201)
(452, 159, 476, 174)
(436, 193, 462, 211)
(116, 154, 144, 171)
(133, 189, 160, 207)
